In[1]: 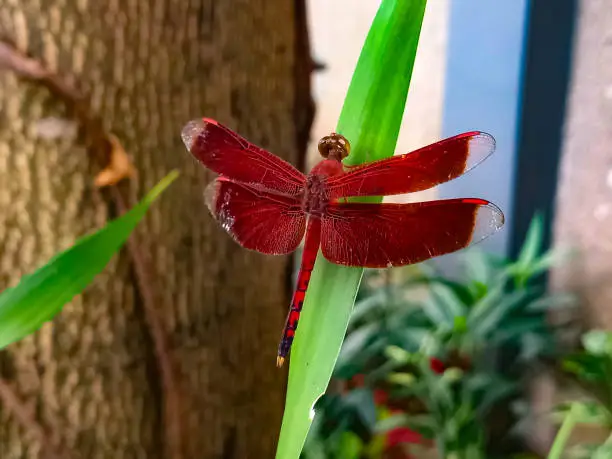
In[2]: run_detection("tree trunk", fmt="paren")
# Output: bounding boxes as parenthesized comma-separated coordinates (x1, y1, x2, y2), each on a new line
(539, 0, 612, 451)
(551, 0, 612, 323)
(0, 1, 313, 458)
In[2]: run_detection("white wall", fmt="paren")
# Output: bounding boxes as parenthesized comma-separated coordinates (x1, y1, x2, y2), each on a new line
(307, 0, 450, 206)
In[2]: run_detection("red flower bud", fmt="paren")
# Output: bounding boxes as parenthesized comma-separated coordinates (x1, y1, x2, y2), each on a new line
(373, 389, 389, 406)
(429, 357, 445, 374)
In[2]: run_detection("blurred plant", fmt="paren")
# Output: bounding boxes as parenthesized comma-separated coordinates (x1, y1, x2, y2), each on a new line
(302, 214, 574, 458)
(547, 330, 612, 459)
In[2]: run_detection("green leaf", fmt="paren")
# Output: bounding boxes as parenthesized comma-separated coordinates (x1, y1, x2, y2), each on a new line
(335, 432, 363, 459)
(426, 372, 455, 414)
(516, 212, 544, 270)
(552, 401, 612, 426)
(385, 345, 412, 364)
(276, 1, 427, 458)
(593, 435, 612, 459)
(404, 275, 475, 306)
(300, 439, 326, 459)
(335, 323, 382, 373)
(431, 283, 468, 320)
(388, 372, 417, 386)
(375, 413, 412, 433)
(336, 2, 427, 168)
(494, 318, 547, 343)
(398, 326, 433, 351)
(528, 247, 572, 277)
(347, 291, 388, 326)
(562, 354, 609, 383)
(0, 171, 179, 349)
(463, 248, 494, 286)
(375, 413, 437, 436)
(420, 284, 467, 330)
(548, 402, 581, 459)
(471, 288, 538, 339)
(344, 388, 378, 430)
(583, 330, 612, 356)
(527, 292, 576, 312)
(467, 281, 507, 329)
(519, 333, 548, 361)
(473, 377, 516, 418)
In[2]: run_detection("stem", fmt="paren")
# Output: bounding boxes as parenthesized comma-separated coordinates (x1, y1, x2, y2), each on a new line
(548, 403, 579, 459)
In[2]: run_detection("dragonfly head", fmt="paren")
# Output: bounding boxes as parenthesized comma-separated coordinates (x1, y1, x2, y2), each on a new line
(318, 133, 350, 161)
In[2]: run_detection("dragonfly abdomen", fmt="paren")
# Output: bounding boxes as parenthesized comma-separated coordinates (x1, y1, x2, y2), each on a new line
(276, 218, 321, 367)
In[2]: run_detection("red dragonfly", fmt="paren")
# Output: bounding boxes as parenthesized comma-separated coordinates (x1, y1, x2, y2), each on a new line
(182, 118, 504, 367)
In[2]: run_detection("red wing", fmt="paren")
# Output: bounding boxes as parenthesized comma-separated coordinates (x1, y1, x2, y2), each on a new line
(206, 178, 306, 255)
(320, 199, 504, 267)
(183, 118, 306, 197)
(327, 132, 495, 199)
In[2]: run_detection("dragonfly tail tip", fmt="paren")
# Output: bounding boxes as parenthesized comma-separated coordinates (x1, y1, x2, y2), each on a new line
(276, 356, 285, 368)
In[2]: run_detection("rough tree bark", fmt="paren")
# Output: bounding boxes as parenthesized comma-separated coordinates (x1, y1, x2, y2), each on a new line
(535, 0, 612, 451)
(551, 0, 612, 323)
(0, 1, 313, 458)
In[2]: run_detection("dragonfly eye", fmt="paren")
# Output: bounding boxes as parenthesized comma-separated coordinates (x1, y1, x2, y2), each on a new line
(318, 133, 350, 160)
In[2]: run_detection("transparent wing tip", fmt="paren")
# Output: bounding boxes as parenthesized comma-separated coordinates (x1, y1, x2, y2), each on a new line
(472, 200, 505, 244)
(472, 131, 496, 150)
(465, 131, 496, 171)
(204, 180, 221, 215)
(181, 118, 206, 151)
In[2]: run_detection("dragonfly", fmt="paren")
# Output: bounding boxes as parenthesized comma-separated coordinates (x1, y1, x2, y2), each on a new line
(181, 118, 504, 367)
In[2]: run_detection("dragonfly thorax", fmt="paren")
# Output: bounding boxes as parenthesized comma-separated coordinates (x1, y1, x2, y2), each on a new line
(303, 159, 344, 216)
(302, 174, 330, 216)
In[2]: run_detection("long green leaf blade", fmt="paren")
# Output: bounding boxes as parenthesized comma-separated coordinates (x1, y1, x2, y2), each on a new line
(276, 1, 427, 457)
(338, 2, 427, 167)
(518, 212, 544, 266)
(0, 171, 179, 349)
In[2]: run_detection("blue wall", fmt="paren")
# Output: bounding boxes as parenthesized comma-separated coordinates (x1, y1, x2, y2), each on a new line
(439, 0, 531, 257)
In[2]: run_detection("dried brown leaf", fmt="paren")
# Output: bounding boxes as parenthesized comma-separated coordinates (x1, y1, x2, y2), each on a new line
(94, 134, 137, 187)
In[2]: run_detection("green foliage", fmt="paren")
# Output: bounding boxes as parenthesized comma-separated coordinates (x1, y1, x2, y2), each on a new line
(303, 391, 376, 459)
(0, 171, 178, 349)
(336, 216, 573, 383)
(276, 1, 427, 458)
(507, 212, 572, 288)
(549, 330, 612, 459)
(563, 331, 612, 403)
(302, 214, 572, 458)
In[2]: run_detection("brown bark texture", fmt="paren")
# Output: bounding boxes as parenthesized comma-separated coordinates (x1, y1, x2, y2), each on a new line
(521, 1, 612, 454)
(543, 1, 612, 451)
(0, 1, 313, 458)
(551, 1, 612, 324)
